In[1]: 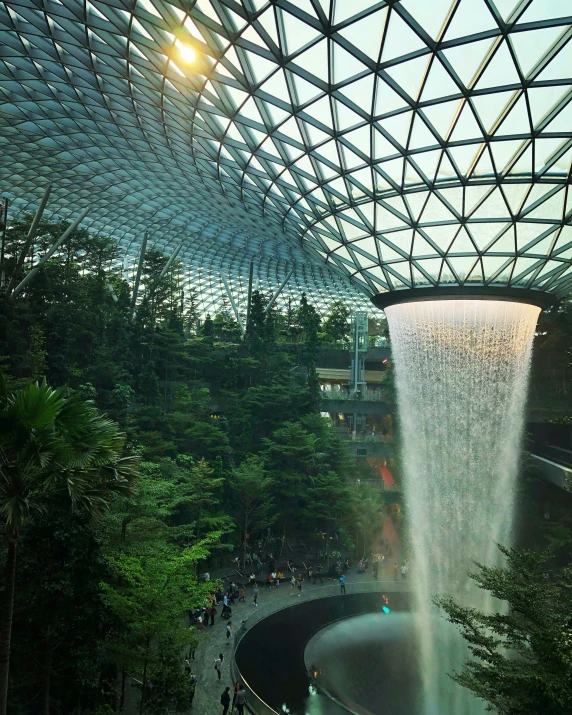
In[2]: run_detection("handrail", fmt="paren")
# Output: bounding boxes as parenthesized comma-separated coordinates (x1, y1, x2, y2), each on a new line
(230, 580, 409, 714)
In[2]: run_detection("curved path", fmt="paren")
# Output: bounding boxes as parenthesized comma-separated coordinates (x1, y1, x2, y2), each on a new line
(189, 570, 411, 715)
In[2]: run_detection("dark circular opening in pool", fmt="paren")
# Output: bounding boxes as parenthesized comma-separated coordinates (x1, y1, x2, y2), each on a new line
(305, 612, 421, 714)
(234, 592, 417, 714)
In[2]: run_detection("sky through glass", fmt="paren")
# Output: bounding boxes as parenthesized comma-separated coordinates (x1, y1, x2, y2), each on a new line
(1, 0, 571, 312)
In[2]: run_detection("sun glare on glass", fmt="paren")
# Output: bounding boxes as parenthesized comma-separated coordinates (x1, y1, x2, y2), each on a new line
(177, 42, 195, 63)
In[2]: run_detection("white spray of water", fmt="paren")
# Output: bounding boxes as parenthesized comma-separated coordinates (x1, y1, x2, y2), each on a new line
(385, 299, 540, 715)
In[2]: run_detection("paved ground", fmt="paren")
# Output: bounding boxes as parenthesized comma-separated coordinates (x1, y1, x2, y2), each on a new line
(188, 566, 411, 715)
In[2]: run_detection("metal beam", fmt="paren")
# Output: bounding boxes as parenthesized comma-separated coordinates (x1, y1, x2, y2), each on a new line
(6, 185, 51, 296)
(158, 240, 184, 280)
(245, 260, 254, 331)
(130, 231, 148, 317)
(265, 268, 294, 313)
(221, 274, 245, 335)
(12, 205, 90, 298)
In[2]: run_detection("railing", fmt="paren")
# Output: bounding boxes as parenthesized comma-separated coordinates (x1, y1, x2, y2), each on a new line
(321, 391, 393, 402)
(230, 580, 408, 714)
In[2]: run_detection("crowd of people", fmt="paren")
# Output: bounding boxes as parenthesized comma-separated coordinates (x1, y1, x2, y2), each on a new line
(188, 545, 409, 713)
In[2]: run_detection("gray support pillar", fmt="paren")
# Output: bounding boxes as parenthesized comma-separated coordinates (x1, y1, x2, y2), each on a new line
(158, 240, 184, 280)
(245, 260, 254, 331)
(221, 274, 245, 335)
(12, 205, 90, 298)
(265, 268, 294, 313)
(6, 185, 52, 296)
(130, 231, 148, 317)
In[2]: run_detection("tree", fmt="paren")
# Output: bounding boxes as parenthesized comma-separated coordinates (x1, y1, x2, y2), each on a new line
(435, 545, 572, 715)
(101, 541, 214, 715)
(322, 301, 351, 345)
(0, 378, 139, 715)
(229, 456, 276, 569)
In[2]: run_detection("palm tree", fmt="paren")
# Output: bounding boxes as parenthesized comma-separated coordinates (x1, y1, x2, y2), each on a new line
(0, 376, 139, 715)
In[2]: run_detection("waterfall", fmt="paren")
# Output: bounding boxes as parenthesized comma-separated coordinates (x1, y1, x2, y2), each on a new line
(385, 299, 539, 715)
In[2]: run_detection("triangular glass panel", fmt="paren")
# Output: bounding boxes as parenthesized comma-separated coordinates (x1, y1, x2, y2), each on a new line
(475, 41, 521, 91)
(291, 72, 323, 105)
(337, 7, 388, 60)
(421, 57, 460, 101)
(471, 90, 514, 134)
(412, 265, 432, 285)
(490, 139, 524, 173)
(334, 99, 364, 131)
(307, 95, 334, 129)
(507, 143, 532, 175)
(247, 51, 278, 85)
(377, 239, 404, 262)
(340, 74, 375, 113)
(404, 191, 428, 221)
(257, 7, 279, 45)
(333, 40, 369, 83)
(374, 77, 409, 115)
(464, 184, 493, 214)
(522, 230, 559, 257)
(535, 137, 567, 173)
(470, 146, 495, 177)
(510, 256, 540, 283)
(413, 149, 443, 182)
(412, 232, 439, 257)
(385, 55, 429, 102)
(468, 222, 505, 251)
(447, 227, 476, 254)
(379, 157, 404, 184)
(449, 102, 482, 142)
(516, 222, 544, 251)
(442, 37, 494, 88)
(444, 0, 496, 41)
(537, 37, 572, 82)
(381, 10, 426, 62)
(482, 255, 510, 281)
(343, 124, 371, 155)
(422, 100, 460, 140)
(386, 261, 413, 284)
(448, 256, 479, 280)
(261, 68, 291, 103)
(281, 10, 322, 55)
(409, 115, 437, 151)
(415, 258, 442, 282)
(301, 119, 330, 147)
(333, 0, 379, 25)
(536, 89, 572, 131)
(400, 0, 452, 41)
(494, 94, 531, 136)
(510, 26, 563, 78)
(294, 39, 329, 83)
(378, 111, 412, 148)
(342, 145, 363, 169)
(465, 258, 485, 283)
(471, 188, 510, 219)
(449, 143, 479, 175)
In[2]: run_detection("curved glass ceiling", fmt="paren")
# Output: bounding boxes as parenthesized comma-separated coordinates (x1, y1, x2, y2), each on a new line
(1, 0, 572, 313)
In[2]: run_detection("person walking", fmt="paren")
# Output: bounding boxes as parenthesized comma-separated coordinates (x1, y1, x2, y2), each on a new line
(235, 683, 246, 714)
(226, 621, 233, 644)
(393, 562, 398, 580)
(253, 584, 259, 607)
(239, 585, 246, 602)
(401, 563, 408, 580)
(296, 573, 304, 597)
(231, 681, 240, 711)
(373, 558, 379, 579)
(221, 686, 231, 715)
(339, 573, 346, 594)
(313, 564, 323, 584)
(290, 574, 296, 594)
(214, 653, 223, 680)
(210, 605, 216, 627)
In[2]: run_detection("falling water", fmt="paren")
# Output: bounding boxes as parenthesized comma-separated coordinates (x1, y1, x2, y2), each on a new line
(385, 299, 540, 715)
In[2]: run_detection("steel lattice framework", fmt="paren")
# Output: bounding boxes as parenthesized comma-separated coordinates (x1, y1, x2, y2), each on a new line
(1, 0, 571, 315)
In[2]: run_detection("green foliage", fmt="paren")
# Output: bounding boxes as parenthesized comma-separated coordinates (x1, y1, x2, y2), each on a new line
(435, 546, 572, 715)
(0, 213, 367, 714)
(321, 300, 351, 345)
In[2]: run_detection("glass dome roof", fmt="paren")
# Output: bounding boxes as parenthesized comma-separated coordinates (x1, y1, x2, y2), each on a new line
(1, 0, 571, 312)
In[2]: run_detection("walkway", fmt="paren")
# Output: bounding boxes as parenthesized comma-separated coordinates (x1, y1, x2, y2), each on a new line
(188, 567, 411, 715)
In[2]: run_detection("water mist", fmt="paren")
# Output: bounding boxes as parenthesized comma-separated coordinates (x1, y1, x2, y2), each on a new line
(385, 299, 539, 715)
